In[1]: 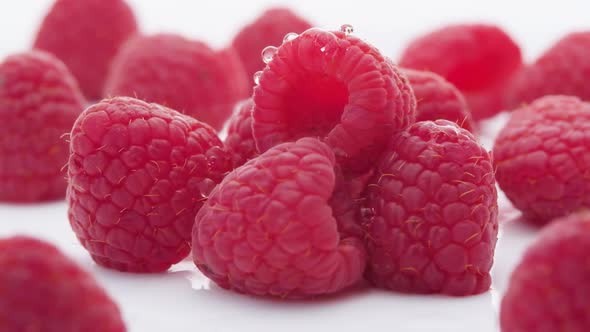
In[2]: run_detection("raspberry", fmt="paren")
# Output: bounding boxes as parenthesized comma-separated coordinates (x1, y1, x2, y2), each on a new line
(462, 80, 512, 121)
(0, 51, 86, 202)
(67, 97, 232, 272)
(34, 0, 138, 100)
(508, 32, 590, 107)
(0, 236, 125, 331)
(224, 99, 258, 168)
(403, 69, 474, 131)
(253, 28, 416, 176)
(104, 34, 249, 130)
(494, 96, 590, 224)
(363, 120, 498, 296)
(231, 7, 312, 84)
(192, 137, 367, 298)
(500, 212, 590, 332)
(399, 24, 522, 120)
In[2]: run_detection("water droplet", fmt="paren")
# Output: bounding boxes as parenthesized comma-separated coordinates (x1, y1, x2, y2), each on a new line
(261, 46, 278, 64)
(340, 24, 354, 35)
(253, 71, 263, 85)
(283, 32, 299, 43)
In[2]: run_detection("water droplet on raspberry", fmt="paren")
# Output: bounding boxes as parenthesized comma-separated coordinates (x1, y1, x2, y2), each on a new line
(283, 32, 299, 43)
(261, 46, 278, 64)
(340, 24, 354, 35)
(253, 71, 263, 85)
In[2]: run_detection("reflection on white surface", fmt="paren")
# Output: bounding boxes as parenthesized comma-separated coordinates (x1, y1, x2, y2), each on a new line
(0, 166, 538, 332)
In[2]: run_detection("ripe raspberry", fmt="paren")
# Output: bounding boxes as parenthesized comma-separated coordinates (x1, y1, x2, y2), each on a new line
(0, 236, 125, 332)
(34, 0, 138, 100)
(399, 24, 522, 120)
(225, 99, 258, 168)
(192, 137, 367, 298)
(253, 28, 416, 176)
(363, 120, 498, 296)
(403, 69, 474, 131)
(0, 51, 86, 202)
(494, 96, 590, 224)
(231, 7, 312, 83)
(500, 212, 590, 332)
(462, 79, 512, 121)
(508, 32, 590, 107)
(104, 34, 249, 130)
(67, 97, 232, 272)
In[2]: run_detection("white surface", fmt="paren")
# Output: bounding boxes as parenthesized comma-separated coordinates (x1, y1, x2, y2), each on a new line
(0, 1, 586, 331)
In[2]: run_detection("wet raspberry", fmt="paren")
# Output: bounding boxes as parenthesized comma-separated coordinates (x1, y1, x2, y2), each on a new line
(253, 28, 416, 176)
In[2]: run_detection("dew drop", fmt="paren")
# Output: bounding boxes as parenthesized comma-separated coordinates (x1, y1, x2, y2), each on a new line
(261, 46, 278, 64)
(283, 32, 299, 43)
(253, 71, 263, 85)
(340, 24, 354, 35)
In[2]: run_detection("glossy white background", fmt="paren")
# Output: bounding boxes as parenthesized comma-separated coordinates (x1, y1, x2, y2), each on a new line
(1, 1, 588, 331)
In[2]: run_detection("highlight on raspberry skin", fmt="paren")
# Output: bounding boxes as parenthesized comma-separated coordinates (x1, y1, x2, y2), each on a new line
(34, 0, 138, 100)
(363, 120, 498, 296)
(500, 212, 590, 332)
(67, 96, 232, 273)
(494, 95, 590, 224)
(399, 24, 522, 120)
(403, 69, 474, 132)
(224, 99, 258, 168)
(0, 236, 126, 332)
(231, 7, 312, 84)
(103, 34, 249, 131)
(252, 27, 416, 176)
(0, 51, 86, 203)
(192, 137, 367, 299)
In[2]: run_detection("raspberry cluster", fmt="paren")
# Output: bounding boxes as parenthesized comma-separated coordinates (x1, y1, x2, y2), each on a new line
(8, 0, 590, 330)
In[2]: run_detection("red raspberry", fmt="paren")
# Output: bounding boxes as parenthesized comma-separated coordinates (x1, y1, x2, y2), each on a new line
(224, 99, 258, 168)
(363, 120, 498, 296)
(0, 51, 86, 202)
(0, 236, 125, 331)
(494, 96, 590, 224)
(500, 212, 590, 332)
(104, 34, 249, 130)
(192, 137, 367, 298)
(462, 80, 512, 122)
(253, 28, 416, 176)
(403, 69, 474, 131)
(508, 32, 590, 107)
(231, 7, 312, 84)
(67, 97, 232, 272)
(34, 0, 138, 100)
(399, 24, 522, 120)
